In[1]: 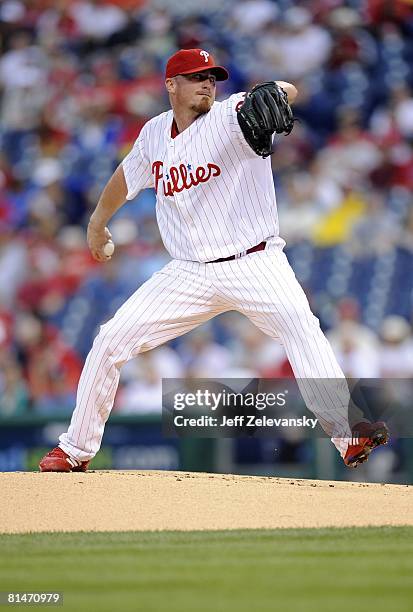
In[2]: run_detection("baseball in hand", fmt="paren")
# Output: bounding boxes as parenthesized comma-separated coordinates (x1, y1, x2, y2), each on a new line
(103, 240, 115, 257)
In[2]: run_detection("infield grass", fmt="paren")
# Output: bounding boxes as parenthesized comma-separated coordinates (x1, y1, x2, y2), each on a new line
(0, 527, 412, 612)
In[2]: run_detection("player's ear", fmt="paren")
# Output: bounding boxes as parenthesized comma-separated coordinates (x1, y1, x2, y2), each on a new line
(165, 78, 176, 94)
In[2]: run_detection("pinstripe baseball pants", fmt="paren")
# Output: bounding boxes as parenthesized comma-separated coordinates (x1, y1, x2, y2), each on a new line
(59, 242, 352, 460)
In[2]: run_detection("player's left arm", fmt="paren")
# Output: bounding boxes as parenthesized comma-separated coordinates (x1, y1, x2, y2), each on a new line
(235, 81, 297, 158)
(275, 81, 298, 104)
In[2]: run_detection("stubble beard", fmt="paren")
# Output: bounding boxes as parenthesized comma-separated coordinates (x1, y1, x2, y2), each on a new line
(190, 96, 213, 116)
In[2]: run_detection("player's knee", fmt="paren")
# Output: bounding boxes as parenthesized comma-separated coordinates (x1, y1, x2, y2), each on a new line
(93, 320, 144, 362)
(288, 304, 320, 333)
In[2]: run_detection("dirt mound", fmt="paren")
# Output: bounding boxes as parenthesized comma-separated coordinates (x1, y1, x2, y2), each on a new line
(1, 471, 412, 534)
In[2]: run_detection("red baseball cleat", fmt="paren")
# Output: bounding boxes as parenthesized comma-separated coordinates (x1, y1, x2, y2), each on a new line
(39, 447, 90, 473)
(344, 421, 389, 468)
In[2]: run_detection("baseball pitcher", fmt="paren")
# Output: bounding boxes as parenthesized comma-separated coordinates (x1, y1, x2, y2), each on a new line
(39, 49, 388, 472)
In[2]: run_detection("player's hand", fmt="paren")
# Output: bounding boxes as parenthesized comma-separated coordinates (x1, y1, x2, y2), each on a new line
(87, 221, 113, 262)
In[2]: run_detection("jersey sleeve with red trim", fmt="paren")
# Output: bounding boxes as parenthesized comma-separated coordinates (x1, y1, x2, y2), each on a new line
(225, 92, 259, 157)
(122, 124, 154, 200)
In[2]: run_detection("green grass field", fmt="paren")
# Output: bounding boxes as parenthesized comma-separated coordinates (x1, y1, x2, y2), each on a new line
(0, 527, 412, 612)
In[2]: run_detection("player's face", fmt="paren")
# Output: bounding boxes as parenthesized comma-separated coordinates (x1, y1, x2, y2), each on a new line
(168, 71, 217, 115)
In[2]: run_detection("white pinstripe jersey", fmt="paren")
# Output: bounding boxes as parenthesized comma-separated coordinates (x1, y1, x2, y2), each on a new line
(122, 92, 284, 263)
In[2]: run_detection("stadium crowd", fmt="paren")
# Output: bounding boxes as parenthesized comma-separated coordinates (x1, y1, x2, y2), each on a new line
(1, 0, 413, 417)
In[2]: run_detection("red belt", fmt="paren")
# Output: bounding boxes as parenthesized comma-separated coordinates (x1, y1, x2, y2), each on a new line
(207, 241, 267, 264)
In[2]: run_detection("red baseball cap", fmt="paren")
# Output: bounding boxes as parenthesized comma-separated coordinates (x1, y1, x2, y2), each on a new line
(165, 49, 229, 81)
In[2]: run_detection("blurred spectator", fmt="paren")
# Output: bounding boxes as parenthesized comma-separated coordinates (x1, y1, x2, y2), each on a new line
(230, 0, 279, 35)
(0, 31, 48, 164)
(366, 0, 413, 29)
(276, 7, 332, 80)
(116, 354, 163, 414)
(328, 298, 381, 377)
(117, 346, 184, 414)
(317, 108, 383, 189)
(180, 327, 234, 378)
(328, 321, 381, 377)
(0, 353, 30, 417)
(378, 315, 413, 377)
(388, 85, 413, 139)
(349, 190, 399, 255)
(326, 7, 377, 69)
(232, 325, 290, 377)
(278, 172, 323, 244)
(13, 312, 82, 413)
(256, 7, 332, 81)
(0, 226, 28, 308)
(69, 0, 128, 43)
(398, 206, 413, 251)
(312, 188, 367, 246)
(0, 2, 26, 24)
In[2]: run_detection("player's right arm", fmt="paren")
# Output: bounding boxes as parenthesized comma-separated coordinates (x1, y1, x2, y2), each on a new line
(88, 124, 154, 262)
(88, 164, 128, 262)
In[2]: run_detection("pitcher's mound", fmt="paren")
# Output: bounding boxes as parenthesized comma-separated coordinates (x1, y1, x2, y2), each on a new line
(1, 471, 412, 534)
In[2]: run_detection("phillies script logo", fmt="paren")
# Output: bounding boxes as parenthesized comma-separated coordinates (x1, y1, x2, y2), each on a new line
(152, 161, 221, 196)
